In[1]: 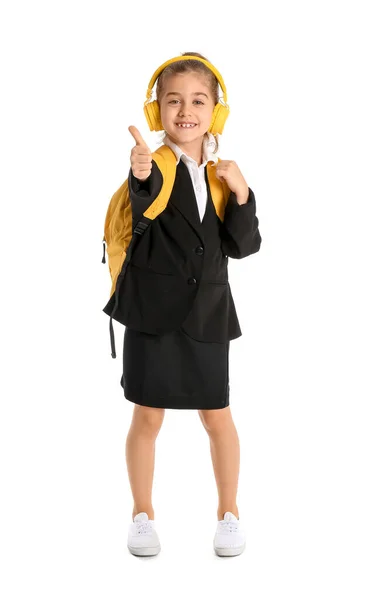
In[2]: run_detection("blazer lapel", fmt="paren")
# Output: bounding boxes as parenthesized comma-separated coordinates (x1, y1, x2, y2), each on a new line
(168, 160, 205, 238)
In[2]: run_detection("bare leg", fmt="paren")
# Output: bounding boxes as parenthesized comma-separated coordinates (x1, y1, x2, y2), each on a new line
(198, 406, 240, 521)
(125, 404, 165, 520)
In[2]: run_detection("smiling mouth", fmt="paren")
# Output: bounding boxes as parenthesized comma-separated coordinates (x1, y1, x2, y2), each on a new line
(176, 123, 197, 128)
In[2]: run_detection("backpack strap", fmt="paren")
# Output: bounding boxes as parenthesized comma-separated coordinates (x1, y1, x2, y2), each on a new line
(143, 144, 177, 219)
(206, 157, 231, 221)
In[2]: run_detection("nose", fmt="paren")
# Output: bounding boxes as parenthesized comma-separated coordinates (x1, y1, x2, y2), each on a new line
(178, 101, 193, 116)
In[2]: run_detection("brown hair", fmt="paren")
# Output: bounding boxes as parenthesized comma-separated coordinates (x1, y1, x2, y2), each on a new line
(155, 51, 221, 154)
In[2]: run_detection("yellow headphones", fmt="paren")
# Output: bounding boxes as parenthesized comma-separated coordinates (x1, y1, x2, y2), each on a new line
(143, 55, 230, 135)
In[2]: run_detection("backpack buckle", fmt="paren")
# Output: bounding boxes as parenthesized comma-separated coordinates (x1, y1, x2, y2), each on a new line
(134, 220, 149, 236)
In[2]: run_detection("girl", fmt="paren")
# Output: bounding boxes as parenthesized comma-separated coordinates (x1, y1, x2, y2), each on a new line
(117, 52, 262, 557)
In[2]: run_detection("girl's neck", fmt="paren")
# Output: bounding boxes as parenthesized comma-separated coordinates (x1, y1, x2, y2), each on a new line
(167, 135, 204, 166)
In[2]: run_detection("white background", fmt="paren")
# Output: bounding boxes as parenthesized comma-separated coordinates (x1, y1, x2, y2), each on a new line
(1, 0, 391, 598)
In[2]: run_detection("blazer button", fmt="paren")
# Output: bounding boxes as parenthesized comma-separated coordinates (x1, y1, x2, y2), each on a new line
(188, 277, 197, 285)
(194, 246, 204, 255)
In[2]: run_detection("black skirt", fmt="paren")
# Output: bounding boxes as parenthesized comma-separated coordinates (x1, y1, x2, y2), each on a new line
(120, 326, 230, 410)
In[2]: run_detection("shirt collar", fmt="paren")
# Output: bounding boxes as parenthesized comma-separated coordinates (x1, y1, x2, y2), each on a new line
(162, 132, 219, 167)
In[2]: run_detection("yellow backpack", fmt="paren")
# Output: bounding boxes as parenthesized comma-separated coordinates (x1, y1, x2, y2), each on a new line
(102, 143, 230, 357)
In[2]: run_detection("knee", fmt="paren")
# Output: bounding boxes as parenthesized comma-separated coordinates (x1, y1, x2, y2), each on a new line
(198, 406, 231, 435)
(132, 405, 165, 437)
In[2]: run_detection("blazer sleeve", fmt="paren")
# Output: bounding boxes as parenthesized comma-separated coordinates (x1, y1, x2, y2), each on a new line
(220, 187, 262, 259)
(128, 159, 163, 230)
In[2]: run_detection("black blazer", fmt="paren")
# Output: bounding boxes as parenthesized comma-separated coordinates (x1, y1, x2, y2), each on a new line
(103, 158, 262, 343)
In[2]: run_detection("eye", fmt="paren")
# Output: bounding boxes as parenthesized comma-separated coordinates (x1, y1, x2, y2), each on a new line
(168, 100, 204, 105)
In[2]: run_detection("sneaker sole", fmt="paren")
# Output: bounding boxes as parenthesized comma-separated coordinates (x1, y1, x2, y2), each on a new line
(128, 544, 161, 556)
(214, 543, 246, 557)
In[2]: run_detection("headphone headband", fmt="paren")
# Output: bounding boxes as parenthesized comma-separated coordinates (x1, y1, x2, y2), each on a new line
(144, 55, 228, 107)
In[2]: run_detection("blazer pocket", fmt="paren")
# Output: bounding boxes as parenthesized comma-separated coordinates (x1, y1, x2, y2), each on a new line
(148, 266, 175, 276)
(131, 263, 175, 276)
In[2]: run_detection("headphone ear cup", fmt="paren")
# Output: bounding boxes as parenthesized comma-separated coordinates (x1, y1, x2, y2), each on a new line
(209, 103, 229, 135)
(144, 100, 164, 132)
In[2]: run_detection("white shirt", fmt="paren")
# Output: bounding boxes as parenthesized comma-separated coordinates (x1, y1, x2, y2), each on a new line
(162, 132, 219, 222)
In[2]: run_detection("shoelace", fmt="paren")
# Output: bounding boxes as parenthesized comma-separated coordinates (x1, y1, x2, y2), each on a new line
(220, 520, 239, 533)
(135, 521, 153, 535)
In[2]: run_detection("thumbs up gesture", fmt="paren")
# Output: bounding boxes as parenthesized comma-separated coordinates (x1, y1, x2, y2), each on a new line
(129, 125, 153, 182)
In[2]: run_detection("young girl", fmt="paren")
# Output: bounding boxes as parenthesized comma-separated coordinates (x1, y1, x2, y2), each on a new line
(116, 52, 262, 557)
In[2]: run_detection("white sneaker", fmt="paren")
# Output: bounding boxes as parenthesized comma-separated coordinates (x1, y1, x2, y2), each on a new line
(127, 512, 161, 556)
(213, 511, 246, 556)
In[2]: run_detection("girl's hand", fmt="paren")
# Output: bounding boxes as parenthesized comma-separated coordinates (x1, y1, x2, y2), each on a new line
(215, 160, 249, 204)
(129, 125, 153, 181)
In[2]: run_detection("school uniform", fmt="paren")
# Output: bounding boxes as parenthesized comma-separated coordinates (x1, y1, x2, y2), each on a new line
(116, 132, 262, 410)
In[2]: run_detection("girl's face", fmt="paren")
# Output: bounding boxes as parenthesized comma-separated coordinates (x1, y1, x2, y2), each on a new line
(159, 72, 215, 147)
